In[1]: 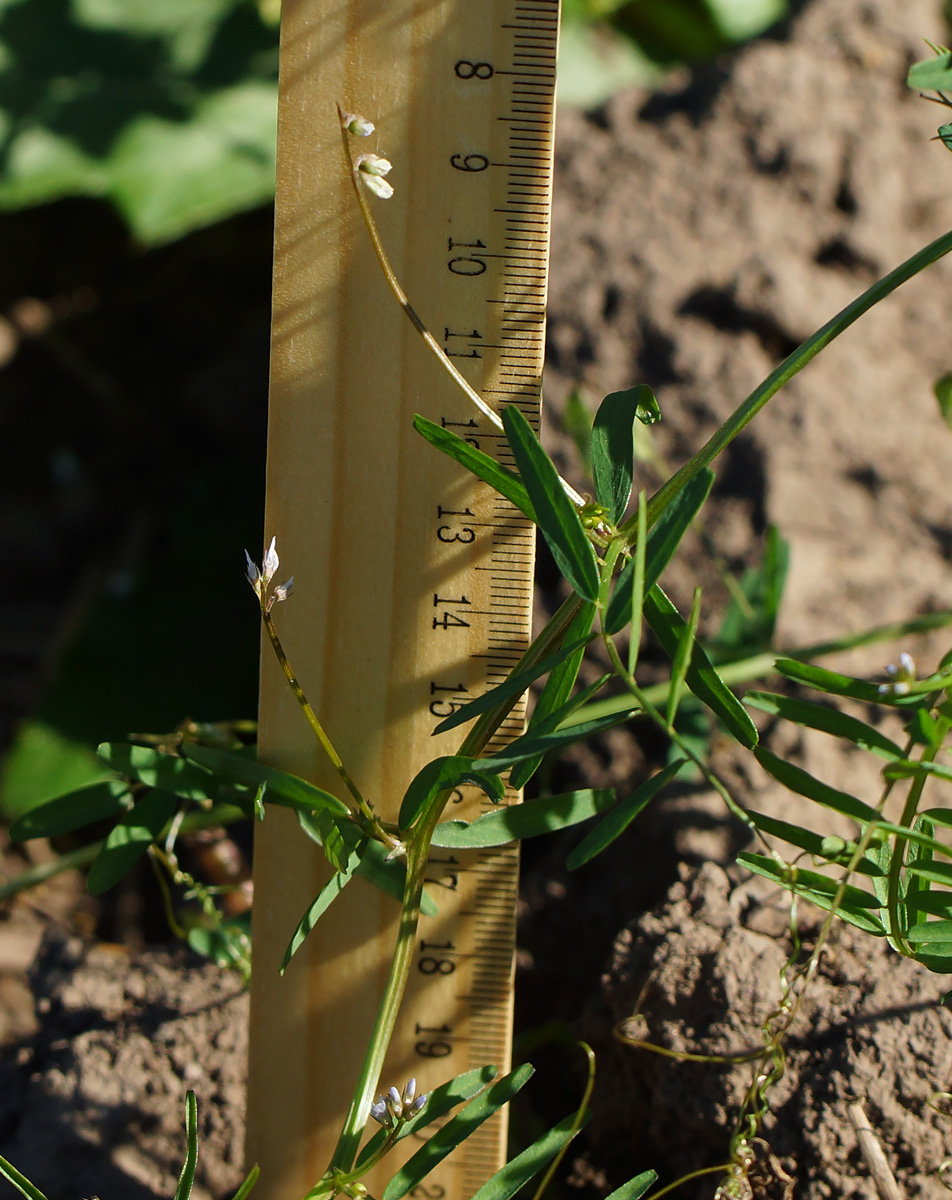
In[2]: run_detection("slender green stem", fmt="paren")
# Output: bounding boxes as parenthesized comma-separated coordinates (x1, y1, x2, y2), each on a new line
(621, 227, 952, 537)
(322, 591, 588, 1179)
(530, 1042, 596, 1200)
(261, 608, 370, 819)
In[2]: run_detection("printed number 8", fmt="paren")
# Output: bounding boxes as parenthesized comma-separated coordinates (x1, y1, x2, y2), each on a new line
(455, 60, 494, 80)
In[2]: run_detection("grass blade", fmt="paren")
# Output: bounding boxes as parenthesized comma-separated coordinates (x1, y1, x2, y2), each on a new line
(667, 587, 702, 729)
(230, 1166, 260, 1200)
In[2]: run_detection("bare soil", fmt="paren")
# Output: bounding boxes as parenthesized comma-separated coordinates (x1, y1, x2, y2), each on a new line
(3, 0, 952, 1197)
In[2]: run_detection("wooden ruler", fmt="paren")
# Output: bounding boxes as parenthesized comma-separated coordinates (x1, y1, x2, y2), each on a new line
(246, 4, 560, 1200)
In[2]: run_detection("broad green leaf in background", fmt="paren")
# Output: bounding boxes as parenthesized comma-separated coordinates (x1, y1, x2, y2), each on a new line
(431, 789, 615, 849)
(98, 742, 229, 801)
(87, 787, 178, 894)
(10, 777, 130, 841)
(182, 743, 349, 817)
(0, 0, 278, 243)
(0, 720, 113, 823)
(502, 405, 600, 603)
(382, 1065, 534, 1200)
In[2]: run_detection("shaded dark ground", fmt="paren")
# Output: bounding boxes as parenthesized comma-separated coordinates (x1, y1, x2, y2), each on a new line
(4, 0, 952, 1196)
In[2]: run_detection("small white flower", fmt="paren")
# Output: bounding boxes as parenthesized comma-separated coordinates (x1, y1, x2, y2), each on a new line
(370, 1098, 390, 1126)
(402, 1078, 416, 1107)
(262, 536, 279, 587)
(341, 112, 375, 137)
(357, 153, 392, 177)
(356, 153, 394, 199)
(266, 576, 295, 612)
(879, 652, 917, 696)
(411, 1093, 426, 1113)
(244, 549, 260, 591)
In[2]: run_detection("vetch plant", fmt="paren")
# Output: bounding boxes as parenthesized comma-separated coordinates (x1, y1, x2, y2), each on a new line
(7, 43, 952, 1200)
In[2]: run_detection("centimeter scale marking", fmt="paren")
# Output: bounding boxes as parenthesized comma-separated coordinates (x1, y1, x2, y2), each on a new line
(247, 4, 560, 1200)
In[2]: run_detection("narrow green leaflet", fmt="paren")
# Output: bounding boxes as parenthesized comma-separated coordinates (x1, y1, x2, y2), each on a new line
(280, 854, 359, 974)
(174, 1092, 199, 1200)
(745, 809, 882, 876)
(469, 1111, 588, 1200)
(399, 757, 504, 829)
(510, 602, 598, 790)
(774, 658, 938, 707)
(605, 469, 714, 635)
(502, 405, 600, 603)
(87, 789, 179, 895)
(754, 748, 878, 823)
(604, 1171, 658, 1200)
(182, 744, 350, 817)
(667, 587, 702, 729)
(566, 759, 688, 870)
(903, 889, 952, 919)
(745, 692, 904, 760)
(296, 807, 363, 872)
(382, 1065, 535, 1200)
(0, 1155, 49, 1200)
(884, 760, 952, 786)
(10, 778, 131, 842)
(413, 416, 535, 521)
(626, 490, 648, 676)
(907, 861, 952, 886)
(432, 790, 615, 849)
(356, 1067, 499, 1169)
(358, 840, 438, 917)
(230, 1166, 260, 1200)
(643, 587, 758, 749)
(592, 387, 642, 521)
(476, 712, 639, 776)
(433, 636, 593, 736)
(739, 853, 886, 934)
(907, 920, 952, 943)
(98, 743, 226, 802)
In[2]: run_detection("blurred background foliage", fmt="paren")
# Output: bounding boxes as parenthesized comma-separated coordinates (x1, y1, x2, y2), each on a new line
(0, 0, 789, 824)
